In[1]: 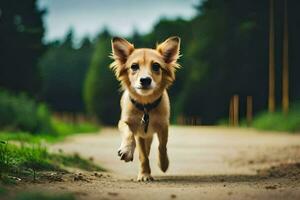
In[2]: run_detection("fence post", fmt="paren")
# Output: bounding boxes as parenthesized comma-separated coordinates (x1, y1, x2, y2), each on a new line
(229, 97, 233, 126)
(246, 96, 253, 126)
(233, 95, 239, 126)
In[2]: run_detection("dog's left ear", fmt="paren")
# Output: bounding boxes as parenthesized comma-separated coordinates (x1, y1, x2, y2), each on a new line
(157, 36, 180, 64)
(111, 37, 134, 64)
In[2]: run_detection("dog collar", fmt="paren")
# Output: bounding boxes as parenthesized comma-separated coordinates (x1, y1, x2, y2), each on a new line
(130, 95, 162, 133)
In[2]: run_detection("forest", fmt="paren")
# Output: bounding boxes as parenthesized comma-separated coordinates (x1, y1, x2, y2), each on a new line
(1, 1, 300, 198)
(1, 0, 300, 129)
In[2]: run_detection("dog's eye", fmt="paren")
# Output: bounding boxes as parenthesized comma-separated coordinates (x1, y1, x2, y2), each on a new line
(131, 63, 139, 71)
(152, 62, 160, 72)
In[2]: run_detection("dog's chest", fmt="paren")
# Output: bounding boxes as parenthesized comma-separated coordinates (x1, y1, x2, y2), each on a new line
(127, 110, 167, 137)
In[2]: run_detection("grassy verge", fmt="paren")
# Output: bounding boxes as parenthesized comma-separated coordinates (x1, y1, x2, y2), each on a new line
(0, 141, 104, 184)
(217, 103, 300, 133)
(52, 118, 99, 136)
(251, 103, 300, 133)
(0, 118, 99, 144)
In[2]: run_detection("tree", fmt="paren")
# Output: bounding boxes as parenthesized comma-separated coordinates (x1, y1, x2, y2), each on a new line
(84, 30, 120, 125)
(0, 0, 46, 95)
(39, 30, 93, 112)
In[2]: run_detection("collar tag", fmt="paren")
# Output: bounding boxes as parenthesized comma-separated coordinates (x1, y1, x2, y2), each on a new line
(130, 96, 162, 134)
(141, 112, 149, 133)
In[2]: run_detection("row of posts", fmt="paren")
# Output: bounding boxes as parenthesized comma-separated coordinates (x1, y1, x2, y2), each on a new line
(229, 95, 253, 127)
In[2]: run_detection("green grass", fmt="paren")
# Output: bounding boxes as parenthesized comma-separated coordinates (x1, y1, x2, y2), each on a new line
(0, 117, 102, 184)
(0, 141, 104, 184)
(0, 119, 99, 144)
(252, 103, 300, 133)
(52, 118, 99, 136)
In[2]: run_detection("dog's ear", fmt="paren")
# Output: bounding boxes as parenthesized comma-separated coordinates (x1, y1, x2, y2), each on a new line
(156, 36, 180, 64)
(111, 37, 134, 64)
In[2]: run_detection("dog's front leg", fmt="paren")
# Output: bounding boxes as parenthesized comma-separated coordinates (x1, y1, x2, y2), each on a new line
(157, 125, 169, 172)
(118, 121, 136, 162)
(136, 136, 153, 181)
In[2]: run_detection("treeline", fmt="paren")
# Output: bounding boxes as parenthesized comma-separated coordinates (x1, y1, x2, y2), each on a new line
(81, 0, 300, 125)
(1, 0, 300, 126)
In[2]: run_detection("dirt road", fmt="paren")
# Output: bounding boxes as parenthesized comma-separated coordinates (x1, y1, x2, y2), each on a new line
(26, 127, 300, 199)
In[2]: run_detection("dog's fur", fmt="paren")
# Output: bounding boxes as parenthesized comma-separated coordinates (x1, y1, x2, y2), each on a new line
(110, 36, 180, 181)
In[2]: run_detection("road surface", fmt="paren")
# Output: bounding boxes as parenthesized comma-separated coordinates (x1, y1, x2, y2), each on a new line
(22, 126, 300, 199)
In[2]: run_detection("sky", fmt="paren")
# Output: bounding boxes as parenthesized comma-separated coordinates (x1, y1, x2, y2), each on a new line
(38, 0, 201, 42)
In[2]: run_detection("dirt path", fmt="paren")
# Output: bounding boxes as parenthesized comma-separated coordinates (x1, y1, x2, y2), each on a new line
(21, 127, 300, 199)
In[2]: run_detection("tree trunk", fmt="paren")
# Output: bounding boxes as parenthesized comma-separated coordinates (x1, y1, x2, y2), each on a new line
(282, 0, 289, 114)
(268, 0, 276, 113)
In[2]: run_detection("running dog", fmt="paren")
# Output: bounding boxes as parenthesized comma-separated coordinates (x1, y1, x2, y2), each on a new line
(110, 36, 180, 181)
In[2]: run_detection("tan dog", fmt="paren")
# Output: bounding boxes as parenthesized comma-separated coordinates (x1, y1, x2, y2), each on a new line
(110, 36, 180, 181)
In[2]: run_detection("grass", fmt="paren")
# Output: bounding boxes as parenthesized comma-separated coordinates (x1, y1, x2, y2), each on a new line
(217, 102, 300, 133)
(249, 102, 300, 133)
(52, 118, 99, 136)
(0, 123, 104, 200)
(0, 118, 99, 144)
(0, 141, 104, 184)
(0, 117, 102, 184)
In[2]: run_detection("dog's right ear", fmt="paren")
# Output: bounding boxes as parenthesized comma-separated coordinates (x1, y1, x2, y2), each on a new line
(111, 37, 134, 64)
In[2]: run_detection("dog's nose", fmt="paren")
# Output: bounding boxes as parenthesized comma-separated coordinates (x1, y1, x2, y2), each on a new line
(140, 77, 152, 87)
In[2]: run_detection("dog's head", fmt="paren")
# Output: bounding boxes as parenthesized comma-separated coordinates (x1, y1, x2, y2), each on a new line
(110, 36, 180, 103)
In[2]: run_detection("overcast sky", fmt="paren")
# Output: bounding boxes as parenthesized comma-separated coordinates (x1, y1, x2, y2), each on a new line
(38, 0, 201, 42)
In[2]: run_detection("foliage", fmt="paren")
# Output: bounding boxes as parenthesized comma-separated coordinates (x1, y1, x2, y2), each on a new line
(84, 30, 121, 125)
(52, 118, 99, 136)
(0, 89, 98, 137)
(252, 103, 300, 133)
(0, 90, 53, 134)
(39, 29, 93, 112)
(0, 0, 46, 95)
(90, 0, 300, 125)
(2, 0, 300, 125)
(0, 120, 99, 144)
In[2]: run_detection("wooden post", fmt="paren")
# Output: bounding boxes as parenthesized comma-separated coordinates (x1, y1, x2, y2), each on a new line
(233, 95, 239, 126)
(246, 96, 253, 126)
(268, 0, 276, 113)
(282, 0, 289, 114)
(229, 97, 234, 126)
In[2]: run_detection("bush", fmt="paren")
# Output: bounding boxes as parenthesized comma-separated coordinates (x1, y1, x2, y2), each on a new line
(0, 90, 54, 134)
(252, 103, 300, 133)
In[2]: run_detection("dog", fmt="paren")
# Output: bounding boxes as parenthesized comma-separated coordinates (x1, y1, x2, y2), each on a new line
(110, 36, 180, 181)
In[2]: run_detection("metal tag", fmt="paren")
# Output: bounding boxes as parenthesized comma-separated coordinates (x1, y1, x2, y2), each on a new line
(141, 113, 149, 133)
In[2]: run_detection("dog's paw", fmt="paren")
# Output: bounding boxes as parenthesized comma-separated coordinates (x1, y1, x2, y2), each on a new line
(137, 173, 154, 182)
(158, 152, 169, 172)
(117, 144, 135, 162)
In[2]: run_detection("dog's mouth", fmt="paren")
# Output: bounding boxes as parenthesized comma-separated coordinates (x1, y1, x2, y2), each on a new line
(137, 86, 152, 90)
(134, 85, 155, 96)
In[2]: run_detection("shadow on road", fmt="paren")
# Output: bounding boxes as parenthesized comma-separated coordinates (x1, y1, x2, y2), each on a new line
(151, 162, 300, 185)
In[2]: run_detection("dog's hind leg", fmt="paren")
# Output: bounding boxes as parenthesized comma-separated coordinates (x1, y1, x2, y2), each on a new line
(136, 136, 153, 181)
(157, 126, 169, 172)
